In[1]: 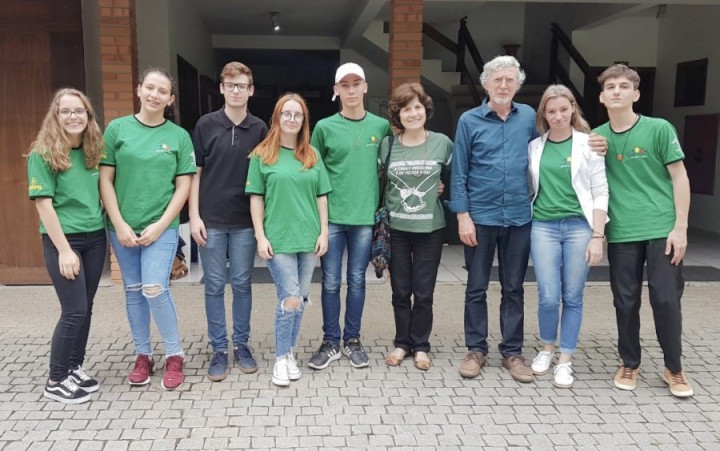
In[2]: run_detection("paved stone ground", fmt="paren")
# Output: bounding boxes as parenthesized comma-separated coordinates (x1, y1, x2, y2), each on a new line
(1, 281, 719, 450)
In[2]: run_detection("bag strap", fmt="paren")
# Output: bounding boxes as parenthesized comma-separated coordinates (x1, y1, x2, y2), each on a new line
(378, 135, 394, 208)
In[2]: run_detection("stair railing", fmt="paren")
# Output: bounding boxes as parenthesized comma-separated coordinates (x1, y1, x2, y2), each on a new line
(422, 17, 483, 105)
(549, 23, 599, 124)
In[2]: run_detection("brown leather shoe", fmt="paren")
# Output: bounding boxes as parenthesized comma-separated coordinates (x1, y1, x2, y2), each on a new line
(502, 355, 534, 383)
(459, 351, 486, 378)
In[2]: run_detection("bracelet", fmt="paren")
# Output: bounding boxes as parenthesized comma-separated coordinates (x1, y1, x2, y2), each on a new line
(591, 236, 604, 240)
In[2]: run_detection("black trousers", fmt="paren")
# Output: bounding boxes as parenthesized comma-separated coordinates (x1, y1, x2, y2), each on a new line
(43, 230, 107, 381)
(389, 228, 444, 353)
(608, 239, 684, 373)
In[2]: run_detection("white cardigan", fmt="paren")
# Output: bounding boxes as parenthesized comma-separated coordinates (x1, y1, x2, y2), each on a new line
(528, 129, 609, 226)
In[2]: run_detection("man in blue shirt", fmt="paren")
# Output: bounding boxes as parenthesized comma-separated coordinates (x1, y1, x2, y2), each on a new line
(449, 56, 538, 383)
(451, 56, 607, 384)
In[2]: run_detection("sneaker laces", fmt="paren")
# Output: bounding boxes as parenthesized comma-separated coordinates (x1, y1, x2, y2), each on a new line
(346, 339, 364, 353)
(71, 367, 91, 382)
(620, 366, 636, 379)
(669, 371, 688, 385)
(60, 378, 81, 392)
(166, 356, 183, 373)
(318, 340, 335, 355)
(210, 353, 226, 366)
(133, 356, 152, 373)
(236, 345, 253, 359)
(466, 351, 483, 364)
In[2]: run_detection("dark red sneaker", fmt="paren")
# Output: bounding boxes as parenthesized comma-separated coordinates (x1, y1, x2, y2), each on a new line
(161, 355, 185, 391)
(128, 355, 154, 386)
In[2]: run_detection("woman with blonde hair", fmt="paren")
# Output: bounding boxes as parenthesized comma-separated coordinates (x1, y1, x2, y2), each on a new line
(527, 84, 608, 387)
(27, 88, 106, 404)
(247, 93, 331, 387)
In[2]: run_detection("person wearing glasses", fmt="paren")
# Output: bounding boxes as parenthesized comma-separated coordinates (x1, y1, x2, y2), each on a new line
(450, 56, 609, 384)
(100, 67, 196, 391)
(190, 62, 268, 382)
(246, 93, 331, 386)
(27, 88, 106, 404)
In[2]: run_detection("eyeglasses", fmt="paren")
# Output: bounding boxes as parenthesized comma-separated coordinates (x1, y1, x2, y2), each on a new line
(222, 82, 250, 92)
(280, 111, 304, 122)
(58, 108, 88, 119)
(490, 77, 517, 86)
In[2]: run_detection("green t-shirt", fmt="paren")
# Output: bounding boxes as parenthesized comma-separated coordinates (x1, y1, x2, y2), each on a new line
(27, 148, 104, 234)
(378, 131, 453, 233)
(594, 115, 685, 243)
(311, 112, 391, 226)
(245, 147, 332, 254)
(101, 115, 196, 233)
(532, 138, 584, 221)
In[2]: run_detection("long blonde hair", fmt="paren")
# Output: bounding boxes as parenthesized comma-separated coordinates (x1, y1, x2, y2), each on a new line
(535, 84, 591, 135)
(251, 93, 317, 169)
(27, 88, 104, 172)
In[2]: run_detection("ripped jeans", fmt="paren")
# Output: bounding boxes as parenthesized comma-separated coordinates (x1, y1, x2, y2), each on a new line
(266, 252, 316, 358)
(109, 228, 183, 357)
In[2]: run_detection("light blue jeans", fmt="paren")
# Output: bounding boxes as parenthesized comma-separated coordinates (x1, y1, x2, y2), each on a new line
(199, 227, 256, 352)
(266, 252, 316, 357)
(109, 228, 183, 357)
(530, 217, 592, 355)
(320, 224, 372, 344)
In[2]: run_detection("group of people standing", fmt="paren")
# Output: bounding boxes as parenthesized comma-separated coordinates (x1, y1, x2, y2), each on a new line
(27, 54, 693, 404)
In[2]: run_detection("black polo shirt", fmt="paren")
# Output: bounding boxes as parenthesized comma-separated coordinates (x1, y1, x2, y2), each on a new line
(193, 108, 268, 228)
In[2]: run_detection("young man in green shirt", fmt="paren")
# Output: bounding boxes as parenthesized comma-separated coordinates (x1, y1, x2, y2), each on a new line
(595, 64, 693, 398)
(308, 63, 391, 370)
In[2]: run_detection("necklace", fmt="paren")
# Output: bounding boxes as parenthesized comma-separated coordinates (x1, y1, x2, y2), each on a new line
(341, 113, 367, 149)
(609, 114, 639, 161)
(399, 130, 430, 168)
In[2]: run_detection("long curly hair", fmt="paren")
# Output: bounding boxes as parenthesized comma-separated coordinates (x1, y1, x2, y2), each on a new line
(27, 88, 104, 172)
(250, 93, 317, 169)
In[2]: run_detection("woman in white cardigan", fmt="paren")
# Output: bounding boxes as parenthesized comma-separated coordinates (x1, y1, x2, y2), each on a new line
(528, 85, 608, 388)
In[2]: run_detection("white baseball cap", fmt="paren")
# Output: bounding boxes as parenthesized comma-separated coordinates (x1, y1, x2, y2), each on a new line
(332, 63, 366, 101)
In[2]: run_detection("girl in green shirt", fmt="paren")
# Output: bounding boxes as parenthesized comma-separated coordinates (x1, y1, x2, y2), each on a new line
(27, 88, 106, 404)
(247, 93, 331, 387)
(100, 68, 195, 391)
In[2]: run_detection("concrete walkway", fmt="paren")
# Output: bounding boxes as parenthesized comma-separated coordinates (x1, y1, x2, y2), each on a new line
(1, 281, 719, 450)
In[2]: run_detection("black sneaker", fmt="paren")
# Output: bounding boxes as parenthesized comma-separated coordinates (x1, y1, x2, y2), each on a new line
(308, 340, 341, 370)
(343, 338, 369, 368)
(44, 378, 91, 404)
(68, 366, 100, 393)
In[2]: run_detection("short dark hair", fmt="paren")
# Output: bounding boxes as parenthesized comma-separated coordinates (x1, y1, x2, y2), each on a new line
(598, 64, 640, 90)
(387, 82, 433, 130)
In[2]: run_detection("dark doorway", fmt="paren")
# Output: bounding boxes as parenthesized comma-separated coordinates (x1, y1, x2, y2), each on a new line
(212, 49, 340, 128)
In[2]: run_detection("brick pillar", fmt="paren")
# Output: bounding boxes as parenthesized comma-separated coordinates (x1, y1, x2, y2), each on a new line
(388, 0, 424, 97)
(98, 0, 138, 284)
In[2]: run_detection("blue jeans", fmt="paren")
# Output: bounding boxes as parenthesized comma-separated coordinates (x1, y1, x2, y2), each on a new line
(320, 224, 372, 344)
(464, 222, 531, 356)
(109, 229, 183, 357)
(266, 252, 316, 357)
(199, 227, 256, 352)
(531, 217, 592, 355)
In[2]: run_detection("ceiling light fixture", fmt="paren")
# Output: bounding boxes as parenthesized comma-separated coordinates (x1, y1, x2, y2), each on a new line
(270, 12, 280, 32)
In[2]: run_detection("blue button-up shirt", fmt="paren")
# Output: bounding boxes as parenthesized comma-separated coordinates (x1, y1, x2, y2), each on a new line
(448, 100, 539, 226)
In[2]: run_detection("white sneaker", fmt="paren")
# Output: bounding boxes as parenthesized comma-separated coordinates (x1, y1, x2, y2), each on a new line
(287, 354, 301, 381)
(272, 357, 290, 387)
(553, 362, 574, 388)
(531, 351, 554, 375)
